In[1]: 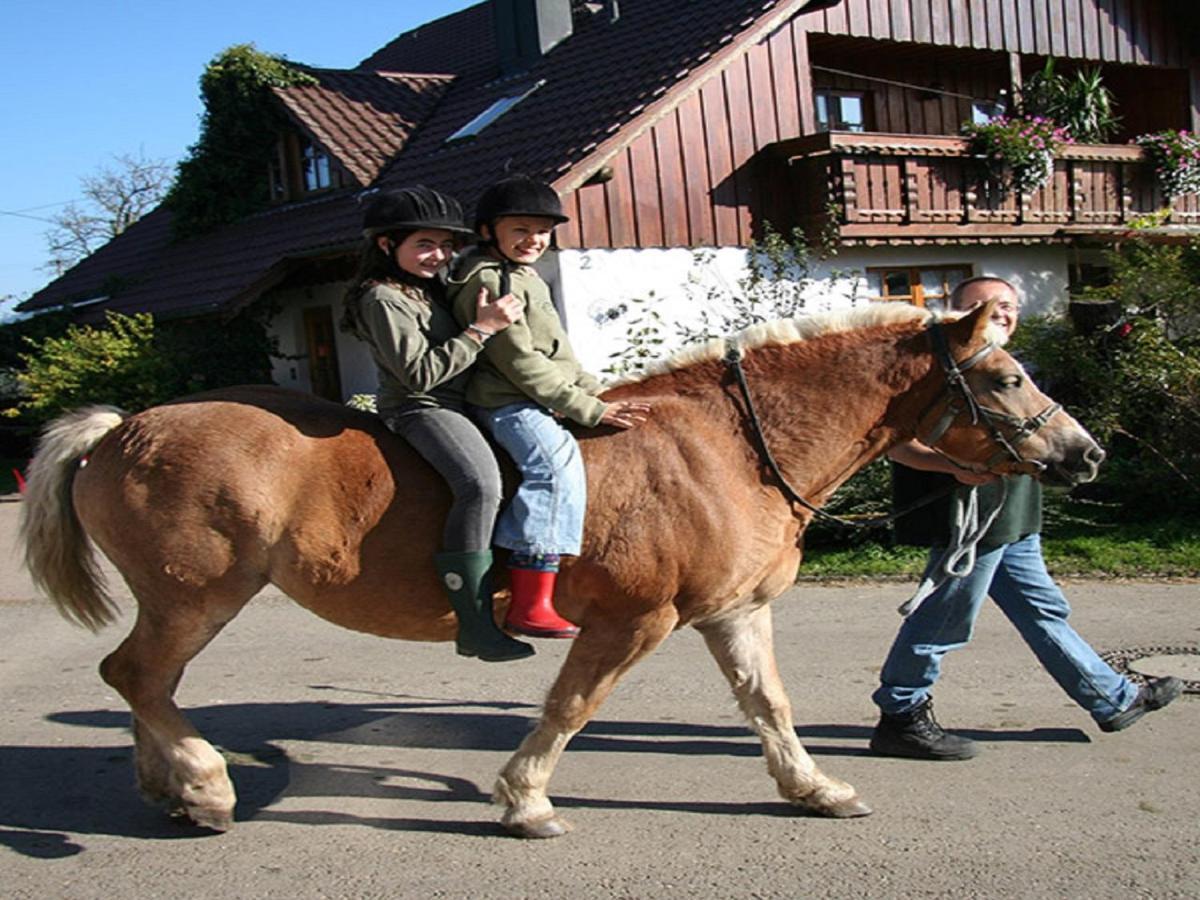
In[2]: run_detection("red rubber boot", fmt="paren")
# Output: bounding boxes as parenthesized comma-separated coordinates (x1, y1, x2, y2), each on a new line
(505, 567, 579, 638)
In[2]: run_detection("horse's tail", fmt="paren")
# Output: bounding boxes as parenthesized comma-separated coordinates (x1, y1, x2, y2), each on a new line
(19, 405, 126, 631)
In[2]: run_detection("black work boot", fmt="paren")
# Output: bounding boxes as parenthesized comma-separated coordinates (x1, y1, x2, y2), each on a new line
(1099, 676, 1183, 733)
(435, 551, 535, 662)
(870, 697, 978, 761)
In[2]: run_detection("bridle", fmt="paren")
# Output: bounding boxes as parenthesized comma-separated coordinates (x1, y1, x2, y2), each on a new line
(918, 320, 1061, 474)
(721, 318, 1061, 528)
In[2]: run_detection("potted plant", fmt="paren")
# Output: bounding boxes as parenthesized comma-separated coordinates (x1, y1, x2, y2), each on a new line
(1019, 58, 1120, 144)
(1135, 130, 1200, 199)
(962, 115, 1073, 195)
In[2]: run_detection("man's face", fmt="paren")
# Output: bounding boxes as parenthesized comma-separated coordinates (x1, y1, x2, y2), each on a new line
(952, 280, 1020, 341)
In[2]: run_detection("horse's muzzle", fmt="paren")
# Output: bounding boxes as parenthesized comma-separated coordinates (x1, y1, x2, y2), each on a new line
(1048, 441, 1106, 486)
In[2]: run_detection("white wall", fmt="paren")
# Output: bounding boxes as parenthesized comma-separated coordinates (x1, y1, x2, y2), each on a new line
(263, 244, 1070, 400)
(266, 281, 377, 400)
(557, 244, 1070, 375)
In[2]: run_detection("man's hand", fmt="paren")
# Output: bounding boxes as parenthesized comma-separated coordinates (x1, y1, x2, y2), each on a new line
(888, 438, 999, 485)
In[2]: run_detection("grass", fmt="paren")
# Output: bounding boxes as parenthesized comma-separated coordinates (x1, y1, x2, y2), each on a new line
(800, 512, 1200, 580)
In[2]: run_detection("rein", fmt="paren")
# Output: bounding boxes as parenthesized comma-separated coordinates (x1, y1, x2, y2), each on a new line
(721, 319, 1060, 530)
(722, 341, 948, 530)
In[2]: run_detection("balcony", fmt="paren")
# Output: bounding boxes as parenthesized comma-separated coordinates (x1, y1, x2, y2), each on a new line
(767, 132, 1200, 244)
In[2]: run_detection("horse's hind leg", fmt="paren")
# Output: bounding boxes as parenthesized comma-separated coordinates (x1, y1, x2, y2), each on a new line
(695, 604, 872, 818)
(100, 581, 257, 831)
(495, 607, 678, 838)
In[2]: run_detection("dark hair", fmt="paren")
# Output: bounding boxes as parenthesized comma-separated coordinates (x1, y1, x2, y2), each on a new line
(341, 228, 452, 336)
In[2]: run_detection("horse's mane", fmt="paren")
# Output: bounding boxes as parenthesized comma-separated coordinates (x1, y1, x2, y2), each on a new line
(610, 302, 937, 386)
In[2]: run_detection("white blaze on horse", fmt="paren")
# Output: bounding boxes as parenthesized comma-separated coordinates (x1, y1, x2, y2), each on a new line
(19, 301, 1103, 836)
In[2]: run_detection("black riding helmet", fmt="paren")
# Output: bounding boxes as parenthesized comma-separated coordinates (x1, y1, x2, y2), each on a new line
(473, 176, 570, 236)
(361, 186, 474, 238)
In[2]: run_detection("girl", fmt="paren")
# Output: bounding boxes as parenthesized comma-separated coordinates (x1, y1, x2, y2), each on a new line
(447, 176, 650, 638)
(342, 186, 534, 662)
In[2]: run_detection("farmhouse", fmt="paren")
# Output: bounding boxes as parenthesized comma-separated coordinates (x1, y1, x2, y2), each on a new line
(20, 0, 1200, 399)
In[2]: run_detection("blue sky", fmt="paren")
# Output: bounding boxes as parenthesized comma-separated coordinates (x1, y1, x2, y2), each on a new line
(0, 0, 478, 309)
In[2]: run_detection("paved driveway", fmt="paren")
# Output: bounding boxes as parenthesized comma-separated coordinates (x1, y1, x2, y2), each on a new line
(0, 500, 1196, 898)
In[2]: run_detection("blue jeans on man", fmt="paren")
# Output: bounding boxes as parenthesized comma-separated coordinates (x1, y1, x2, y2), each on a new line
(873, 534, 1137, 722)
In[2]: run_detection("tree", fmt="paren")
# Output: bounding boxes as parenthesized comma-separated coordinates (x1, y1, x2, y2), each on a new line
(42, 151, 171, 276)
(167, 44, 316, 238)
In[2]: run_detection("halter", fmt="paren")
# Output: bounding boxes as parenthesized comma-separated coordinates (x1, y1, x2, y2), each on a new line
(919, 321, 1062, 473)
(721, 318, 1061, 528)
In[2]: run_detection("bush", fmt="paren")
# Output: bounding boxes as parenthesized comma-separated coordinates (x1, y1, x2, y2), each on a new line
(7, 308, 278, 421)
(1010, 239, 1200, 516)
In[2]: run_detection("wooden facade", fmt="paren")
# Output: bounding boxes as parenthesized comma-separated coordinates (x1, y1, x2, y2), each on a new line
(770, 132, 1200, 243)
(555, 0, 1200, 251)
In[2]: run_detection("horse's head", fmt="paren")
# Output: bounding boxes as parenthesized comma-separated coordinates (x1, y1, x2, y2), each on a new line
(917, 302, 1104, 486)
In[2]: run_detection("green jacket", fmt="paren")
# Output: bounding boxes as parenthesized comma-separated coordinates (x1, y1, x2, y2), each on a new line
(447, 248, 607, 426)
(355, 281, 483, 413)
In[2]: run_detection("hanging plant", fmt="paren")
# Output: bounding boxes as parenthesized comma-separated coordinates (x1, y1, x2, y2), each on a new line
(962, 115, 1073, 195)
(1134, 130, 1200, 199)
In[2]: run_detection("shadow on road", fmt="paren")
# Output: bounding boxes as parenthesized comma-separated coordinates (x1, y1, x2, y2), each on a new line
(0, 693, 1089, 851)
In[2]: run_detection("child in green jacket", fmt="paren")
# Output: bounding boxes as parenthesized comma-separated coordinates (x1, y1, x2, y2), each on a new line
(447, 176, 650, 637)
(343, 186, 533, 662)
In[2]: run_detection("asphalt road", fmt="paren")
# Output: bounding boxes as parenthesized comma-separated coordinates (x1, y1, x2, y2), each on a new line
(1, 500, 1197, 899)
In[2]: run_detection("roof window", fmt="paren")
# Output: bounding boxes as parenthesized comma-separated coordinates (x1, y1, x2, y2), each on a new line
(446, 80, 545, 142)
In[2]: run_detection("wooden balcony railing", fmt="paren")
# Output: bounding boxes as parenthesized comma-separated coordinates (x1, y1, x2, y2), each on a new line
(769, 132, 1200, 243)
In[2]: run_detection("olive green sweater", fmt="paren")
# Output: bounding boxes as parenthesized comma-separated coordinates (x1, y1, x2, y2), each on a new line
(447, 249, 607, 426)
(355, 281, 483, 413)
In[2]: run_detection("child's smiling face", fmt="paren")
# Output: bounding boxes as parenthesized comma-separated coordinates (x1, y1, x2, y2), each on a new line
(487, 216, 557, 265)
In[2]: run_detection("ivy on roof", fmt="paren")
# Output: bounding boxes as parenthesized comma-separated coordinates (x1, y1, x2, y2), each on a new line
(166, 44, 318, 240)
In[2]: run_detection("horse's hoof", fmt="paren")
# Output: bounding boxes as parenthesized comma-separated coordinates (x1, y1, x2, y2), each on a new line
(184, 804, 235, 832)
(503, 815, 573, 839)
(819, 796, 873, 818)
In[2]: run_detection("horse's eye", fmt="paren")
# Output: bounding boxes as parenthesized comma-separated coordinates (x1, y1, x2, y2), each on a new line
(997, 375, 1023, 389)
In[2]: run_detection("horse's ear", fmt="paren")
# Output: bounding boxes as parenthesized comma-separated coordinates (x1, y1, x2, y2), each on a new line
(943, 299, 997, 348)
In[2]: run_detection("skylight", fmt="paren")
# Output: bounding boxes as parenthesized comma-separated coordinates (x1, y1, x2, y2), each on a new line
(446, 79, 545, 142)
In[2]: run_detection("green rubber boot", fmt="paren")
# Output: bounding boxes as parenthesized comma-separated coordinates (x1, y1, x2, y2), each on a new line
(434, 551, 535, 662)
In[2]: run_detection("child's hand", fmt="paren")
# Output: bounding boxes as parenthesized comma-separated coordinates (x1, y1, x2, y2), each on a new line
(598, 400, 651, 430)
(472, 286, 523, 336)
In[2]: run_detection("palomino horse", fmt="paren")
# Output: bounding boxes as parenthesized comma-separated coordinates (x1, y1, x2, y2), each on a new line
(20, 301, 1103, 837)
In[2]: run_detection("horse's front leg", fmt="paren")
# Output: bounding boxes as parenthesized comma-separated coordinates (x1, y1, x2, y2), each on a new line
(694, 603, 872, 818)
(495, 605, 678, 838)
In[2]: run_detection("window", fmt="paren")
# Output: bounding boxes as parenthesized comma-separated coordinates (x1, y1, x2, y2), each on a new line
(867, 265, 972, 309)
(268, 132, 343, 202)
(446, 79, 545, 143)
(815, 90, 870, 133)
(971, 99, 1006, 124)
(300, 138, 332, 193)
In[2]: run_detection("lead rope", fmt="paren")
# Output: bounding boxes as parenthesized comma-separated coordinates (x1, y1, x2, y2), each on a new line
(896, 477, 1008, 617)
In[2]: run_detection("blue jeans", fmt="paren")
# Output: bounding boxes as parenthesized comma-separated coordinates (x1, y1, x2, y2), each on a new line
(872, 534, 1137, 723)
(475, 402, 587, 556)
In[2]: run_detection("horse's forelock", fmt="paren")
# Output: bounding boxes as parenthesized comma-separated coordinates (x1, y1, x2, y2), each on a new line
(611, 303, 931, 385)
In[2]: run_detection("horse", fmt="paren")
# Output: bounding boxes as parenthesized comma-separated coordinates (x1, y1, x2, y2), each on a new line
(19, 301, 1104, 838)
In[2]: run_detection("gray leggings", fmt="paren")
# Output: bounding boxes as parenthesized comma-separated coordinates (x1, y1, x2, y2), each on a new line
(383, 406, 503, 552)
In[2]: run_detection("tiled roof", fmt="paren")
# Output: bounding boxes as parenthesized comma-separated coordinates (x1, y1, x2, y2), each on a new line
(22, 0, 817, 316)
(273, 70, 454, 186)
